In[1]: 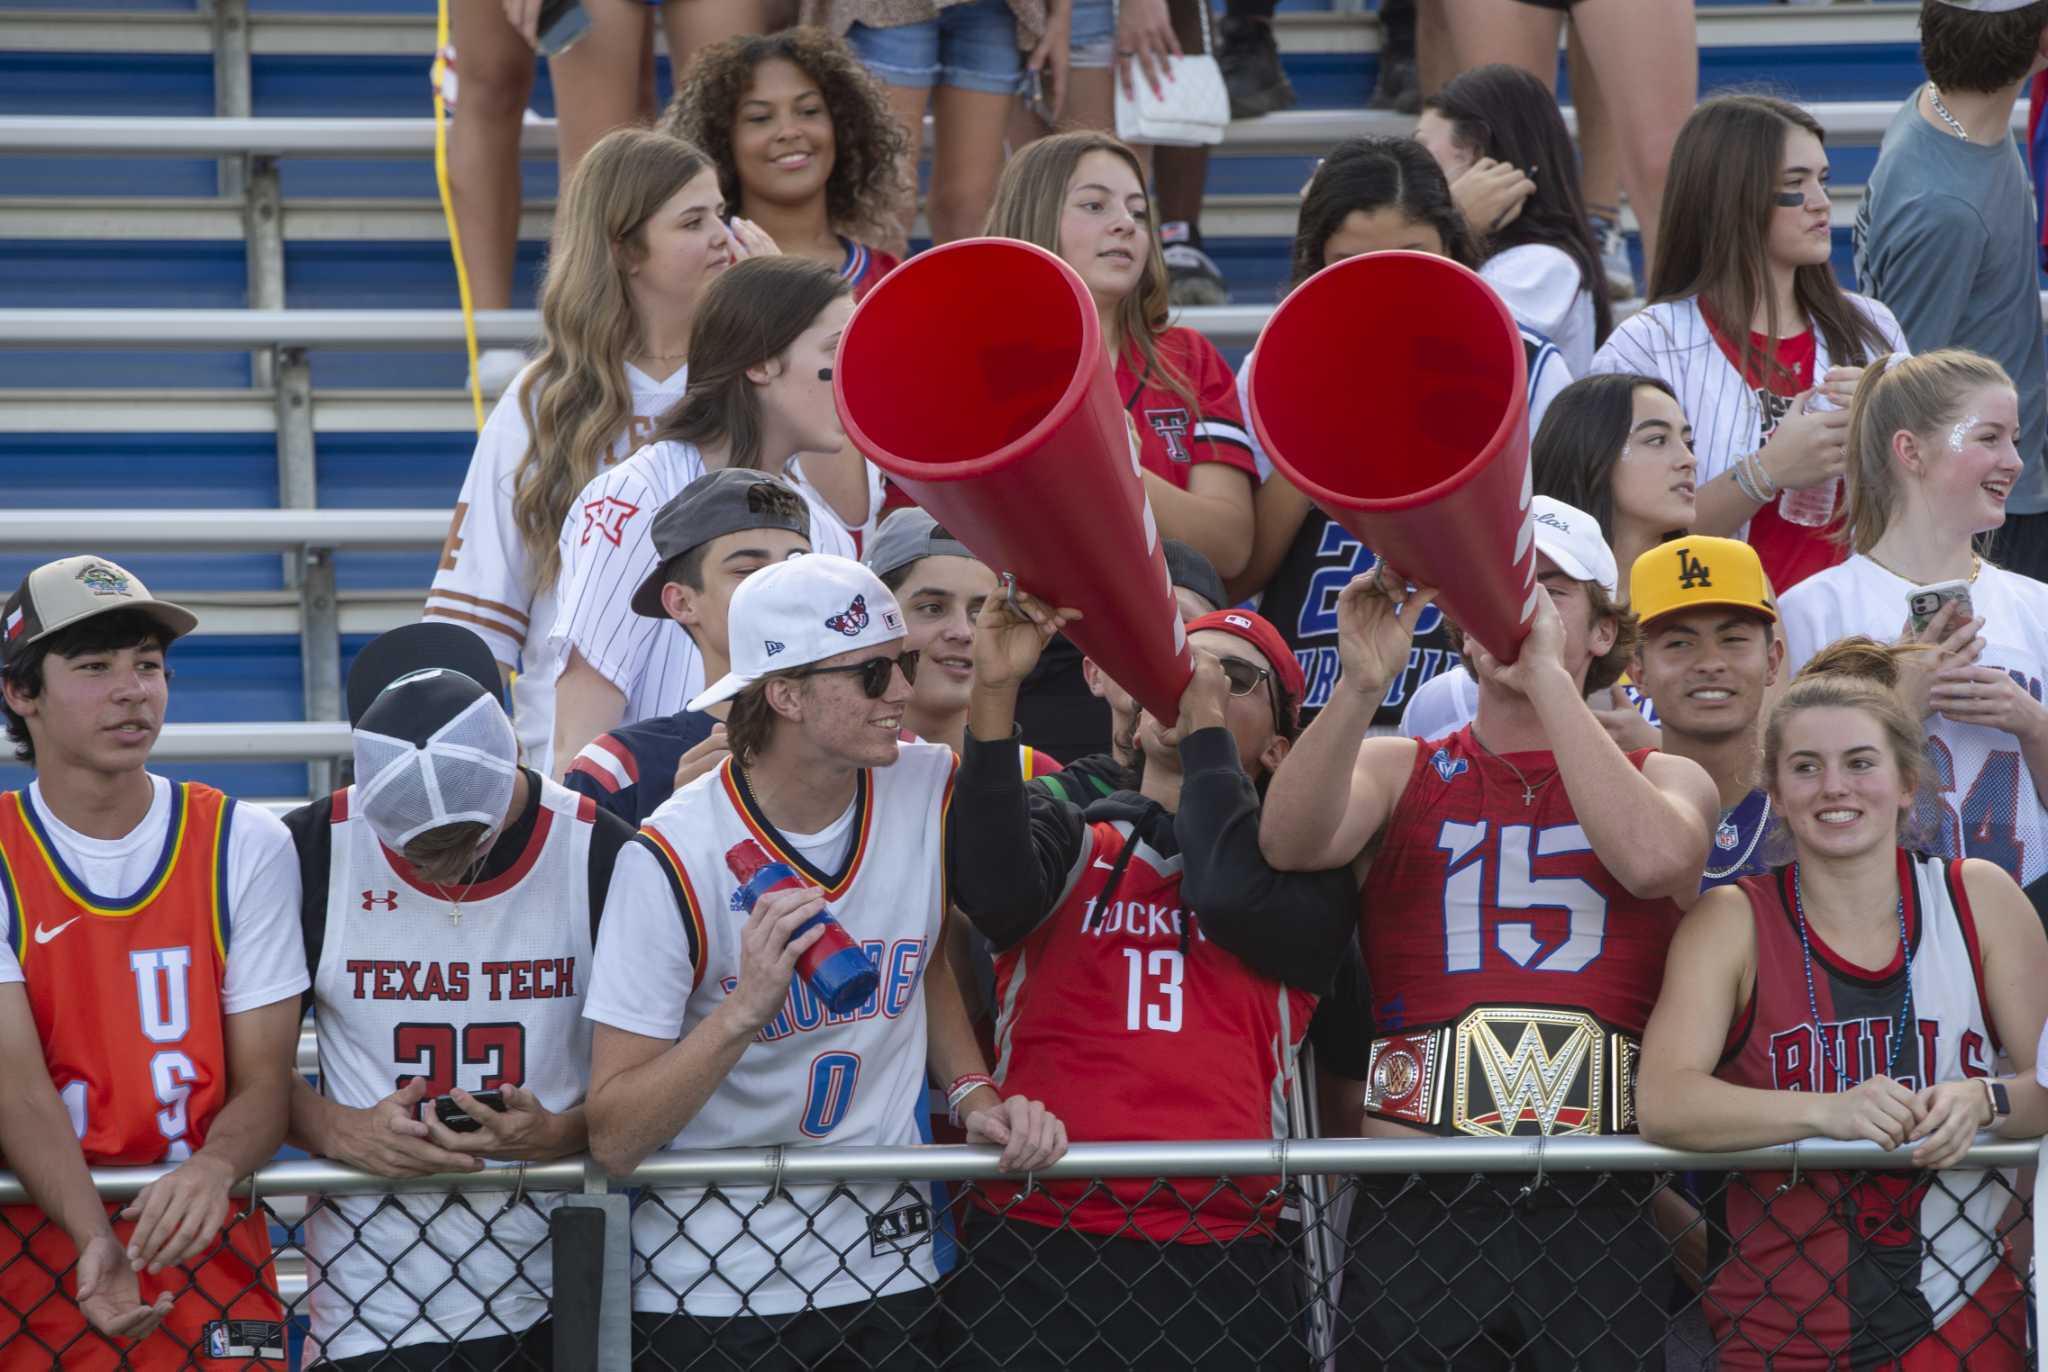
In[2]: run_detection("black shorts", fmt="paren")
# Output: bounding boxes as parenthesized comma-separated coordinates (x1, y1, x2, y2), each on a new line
(630, 1288, 937, 1372)
(1335, 1174, 1672, 1371)
(317, 1320, 553, 1370)
(943, 1209, 1308, 1371)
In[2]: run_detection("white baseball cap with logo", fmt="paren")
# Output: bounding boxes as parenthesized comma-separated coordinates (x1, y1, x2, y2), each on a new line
(1529, 495, 1619, 597)
(688, 553, 909, 711)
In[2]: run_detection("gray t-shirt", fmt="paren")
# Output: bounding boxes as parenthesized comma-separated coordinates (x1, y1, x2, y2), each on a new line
(1855, 87, 2048, 514)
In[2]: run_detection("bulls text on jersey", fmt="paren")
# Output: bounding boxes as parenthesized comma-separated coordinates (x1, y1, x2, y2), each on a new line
(1768, 1016, 1991, 1093)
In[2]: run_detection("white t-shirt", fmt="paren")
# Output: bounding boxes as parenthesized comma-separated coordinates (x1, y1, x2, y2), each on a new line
(1482, 243, 1596, 376)
(425, 361, 690, 775)
(1780, 554, 2048, 886)
(0, 939, 19, 985)
(548, 440, 872, 728)
(584, 745, 955, 1317)
(9, 776, 306, 1013)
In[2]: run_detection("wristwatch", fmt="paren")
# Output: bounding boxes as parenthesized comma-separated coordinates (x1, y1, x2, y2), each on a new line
(1983, 1078, 2012, 1123)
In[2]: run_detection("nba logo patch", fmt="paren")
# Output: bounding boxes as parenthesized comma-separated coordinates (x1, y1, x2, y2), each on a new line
(1431, 748, 1468, 782)
(207, 1326, 229, 1358)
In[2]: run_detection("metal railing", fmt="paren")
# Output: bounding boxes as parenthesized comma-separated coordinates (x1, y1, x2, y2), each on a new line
(0, 1136, 2033, 1371)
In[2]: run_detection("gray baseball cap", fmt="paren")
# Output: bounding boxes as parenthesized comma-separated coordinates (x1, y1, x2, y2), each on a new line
(2, 556, 197, 665)
(630, 468, 813, 619)
(863, 507, 975, 581)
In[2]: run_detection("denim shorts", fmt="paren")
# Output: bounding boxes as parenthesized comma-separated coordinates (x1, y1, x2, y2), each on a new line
(1069, 0, 1115, 69)
(847, 0, 1025, 95)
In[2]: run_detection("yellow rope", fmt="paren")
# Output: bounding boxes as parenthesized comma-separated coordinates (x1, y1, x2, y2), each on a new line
(432, 0, 486, 433)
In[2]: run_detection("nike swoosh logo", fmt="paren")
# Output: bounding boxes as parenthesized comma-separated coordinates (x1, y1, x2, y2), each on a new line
(33, 917, 81, 944)
(1092, 857, 1116, 871)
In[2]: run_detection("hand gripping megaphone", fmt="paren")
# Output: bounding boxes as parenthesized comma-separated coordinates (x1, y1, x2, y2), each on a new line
(832, 238, 1193, 721)
(1247, 251, 1539, 662)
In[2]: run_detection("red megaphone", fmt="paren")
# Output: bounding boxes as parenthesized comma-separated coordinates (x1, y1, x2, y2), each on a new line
(833, 238, 1193, 721)
(1247, 251, 1538, 662)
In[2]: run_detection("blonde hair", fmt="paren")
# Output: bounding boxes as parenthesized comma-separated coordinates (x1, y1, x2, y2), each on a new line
(1762, 636, 1930, 825)
(982, 131, 1198, 418)
(512, 129, 715, 592)
(1840, 348, 2015, 553)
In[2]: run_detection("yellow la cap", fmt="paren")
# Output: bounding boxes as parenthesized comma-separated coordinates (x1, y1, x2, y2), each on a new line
(1630, 536, 1777, 629)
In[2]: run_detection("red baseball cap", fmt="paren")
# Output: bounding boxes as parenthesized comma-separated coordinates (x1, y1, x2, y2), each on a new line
(1185, 609, 1305, 720)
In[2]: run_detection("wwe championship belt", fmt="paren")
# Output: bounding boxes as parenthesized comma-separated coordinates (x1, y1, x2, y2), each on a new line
(1366, 1007, 1641, 1137)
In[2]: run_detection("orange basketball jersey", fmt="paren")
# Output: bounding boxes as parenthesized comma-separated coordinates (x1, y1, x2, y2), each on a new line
(0, 782, 234, 1165)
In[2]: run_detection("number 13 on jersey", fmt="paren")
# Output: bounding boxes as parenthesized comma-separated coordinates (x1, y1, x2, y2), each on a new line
(1438, 821, 1609, 973)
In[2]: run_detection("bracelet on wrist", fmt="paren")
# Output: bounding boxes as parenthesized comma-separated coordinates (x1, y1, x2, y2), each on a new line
(1730, 456, 1766, 505)
(946, 1073, 997, 1128)
(1748, 450, 1780, 501)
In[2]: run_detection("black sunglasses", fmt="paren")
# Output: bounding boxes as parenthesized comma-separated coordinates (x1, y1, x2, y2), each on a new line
(1217, 656, 1290, 733)
(793, 650, 919, 698)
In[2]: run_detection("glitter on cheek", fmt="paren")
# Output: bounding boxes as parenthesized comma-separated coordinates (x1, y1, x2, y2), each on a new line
(1949, 416, 1982, 454)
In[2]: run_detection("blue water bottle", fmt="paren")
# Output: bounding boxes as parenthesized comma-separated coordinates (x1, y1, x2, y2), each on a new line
(725, 839, 880, 1014)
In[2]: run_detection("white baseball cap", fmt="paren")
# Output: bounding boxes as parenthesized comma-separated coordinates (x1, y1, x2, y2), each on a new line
(688, 553, 908, 711)
(1530, 495, 1619, 597)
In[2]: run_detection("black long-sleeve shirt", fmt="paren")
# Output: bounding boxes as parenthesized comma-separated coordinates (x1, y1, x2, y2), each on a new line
(944, 725, 1357, 994)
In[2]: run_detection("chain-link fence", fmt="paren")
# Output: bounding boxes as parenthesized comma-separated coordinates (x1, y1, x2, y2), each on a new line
(0, 1138, 2037, 1369)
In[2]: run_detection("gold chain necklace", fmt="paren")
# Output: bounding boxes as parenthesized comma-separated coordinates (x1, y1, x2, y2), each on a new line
(1473, 734, 1558, 808)
(1866, 550, 1981, 584)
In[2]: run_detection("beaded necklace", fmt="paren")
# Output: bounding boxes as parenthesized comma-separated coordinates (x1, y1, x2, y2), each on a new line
(1791, 864, 1913, 1085)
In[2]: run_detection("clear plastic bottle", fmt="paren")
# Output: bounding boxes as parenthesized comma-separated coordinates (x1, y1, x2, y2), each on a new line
(1777, 388, 1840, 527)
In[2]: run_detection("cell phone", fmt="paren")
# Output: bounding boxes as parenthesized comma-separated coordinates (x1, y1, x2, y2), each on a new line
(536, 0, 590, 58)
(434, 1089, 507, 1133)
(1024, 69, 1055, 125)
(1906, 580, 1974, 635)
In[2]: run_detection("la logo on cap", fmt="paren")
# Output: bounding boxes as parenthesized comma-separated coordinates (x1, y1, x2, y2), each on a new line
(1674, 546, 1712, 590)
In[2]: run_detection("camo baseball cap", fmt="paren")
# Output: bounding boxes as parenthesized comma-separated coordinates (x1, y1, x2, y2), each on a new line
(1, 556, 197, 666)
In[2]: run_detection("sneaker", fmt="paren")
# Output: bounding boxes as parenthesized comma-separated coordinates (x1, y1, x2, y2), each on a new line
(471, 348, 527, 399)
(1219, 16, 1296, 120)
(1163, 242, 1231, 306)
(1366, 55, 1420, 115)
(1592, 216, 1637, 299)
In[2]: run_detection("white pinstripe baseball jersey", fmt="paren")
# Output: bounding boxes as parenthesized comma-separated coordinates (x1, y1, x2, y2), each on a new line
(546, 441, 874, 728)
(1586, 294, 1909, 540)
(424, 361, 688, 775)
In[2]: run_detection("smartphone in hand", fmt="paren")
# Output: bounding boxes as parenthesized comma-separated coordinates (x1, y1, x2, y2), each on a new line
(1906, 580, 1974, 636)
(434, 1089, 508, 1134)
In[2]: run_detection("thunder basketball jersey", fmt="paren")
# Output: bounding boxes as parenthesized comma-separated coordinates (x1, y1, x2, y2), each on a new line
(629, 743, 956, 1316)
(1712, 852, 2010, 1370)
(303, 777, 598, 1364)
(0, 782, 283, 1370)
(1359, 726, 1682, 1037)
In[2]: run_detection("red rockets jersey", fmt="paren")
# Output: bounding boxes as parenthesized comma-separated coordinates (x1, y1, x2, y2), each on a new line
(984, 818, 1317, 1242)
(0, 782, 234, 1165)
(1358, 727, 1682, 1037)
(1709, 852, 2011, 1371)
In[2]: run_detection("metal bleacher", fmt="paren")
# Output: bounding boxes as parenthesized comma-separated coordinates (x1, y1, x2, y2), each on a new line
(0, 0, 1959, 804)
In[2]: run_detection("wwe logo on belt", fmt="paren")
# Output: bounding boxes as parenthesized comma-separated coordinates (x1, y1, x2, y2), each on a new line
(1455, 1009, 1602, 1137)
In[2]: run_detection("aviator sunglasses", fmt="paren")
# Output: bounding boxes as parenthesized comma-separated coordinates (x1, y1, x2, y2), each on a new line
(793, 650, 920, 698)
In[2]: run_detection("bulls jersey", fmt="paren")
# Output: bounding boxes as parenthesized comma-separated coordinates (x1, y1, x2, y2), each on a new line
(547, 440, 870, 730)
(0, 778, 304, 1369)
(1359, 726, 1683, 1037)
(584, 744, 955, 1316)
(294, 775, 608, 1363)
(426, 360, 690, 774)
(985, 817, 1317, 1242)
(1781, 555, 2048, 887)
(1711, 853, 2007, 1371)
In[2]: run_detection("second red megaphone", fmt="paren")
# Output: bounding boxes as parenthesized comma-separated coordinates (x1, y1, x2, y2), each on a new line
(1247, 251, 1538, 663)
(832, 238, 1193, 722)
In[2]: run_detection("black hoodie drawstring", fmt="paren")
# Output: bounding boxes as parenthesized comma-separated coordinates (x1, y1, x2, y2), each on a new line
(1086, 823, 1146, 933)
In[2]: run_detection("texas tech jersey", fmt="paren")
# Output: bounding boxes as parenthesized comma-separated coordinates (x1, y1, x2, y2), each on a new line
(1359, 726, 1683, 1037)
(986, 818, 1316, 1241)
(608, 744, 954, 1316)
(1711, 852, 2007, 1370)
(302, 777, 598, 1363)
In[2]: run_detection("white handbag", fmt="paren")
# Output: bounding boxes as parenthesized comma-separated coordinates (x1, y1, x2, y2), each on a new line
(1112, 1, 1230, 147)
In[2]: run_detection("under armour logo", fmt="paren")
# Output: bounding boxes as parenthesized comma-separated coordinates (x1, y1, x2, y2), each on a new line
(579, 496, 641, 548)
(360, 890, 399, 911)
(1675, 546, 1711, 590)
(1431, 748, 1468, 782)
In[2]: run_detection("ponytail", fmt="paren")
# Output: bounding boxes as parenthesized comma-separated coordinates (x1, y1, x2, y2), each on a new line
(1840, 347, 2014, 553)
